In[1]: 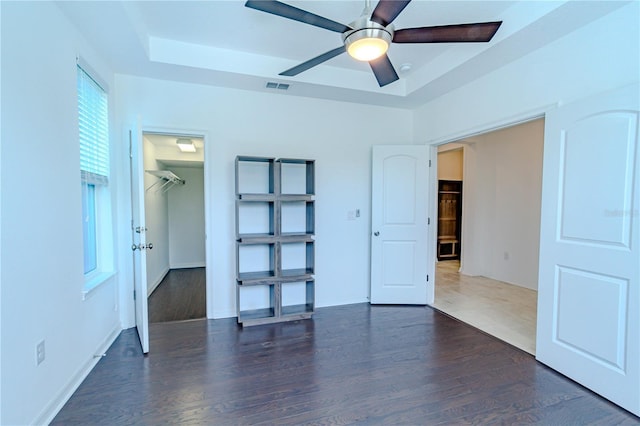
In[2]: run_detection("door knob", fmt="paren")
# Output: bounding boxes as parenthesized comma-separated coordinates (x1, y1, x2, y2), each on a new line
(374, 231, 380, 236)
(132, 243, 152, 251)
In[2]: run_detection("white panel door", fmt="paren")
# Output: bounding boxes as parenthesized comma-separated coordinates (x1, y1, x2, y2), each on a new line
(371, 145, 429, 304)
(129, 126, 150, 354)
(537, 84, 639, 415)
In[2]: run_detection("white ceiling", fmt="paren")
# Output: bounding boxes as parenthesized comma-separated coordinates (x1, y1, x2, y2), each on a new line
(56, 0, 629, 109)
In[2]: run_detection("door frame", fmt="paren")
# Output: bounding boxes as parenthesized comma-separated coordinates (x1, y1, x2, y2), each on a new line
(140, 126, 213, 319)
(427, 109, 548, 267)
(426, 109, 544, 272)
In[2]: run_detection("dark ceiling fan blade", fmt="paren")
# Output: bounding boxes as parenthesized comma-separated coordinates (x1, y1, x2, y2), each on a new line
(369, 54, 399, 87)
(393, 22, 502, 43)
(279, 46, 346, 77)
(245, 1, 352, 33)
(371, 0, 411, 27)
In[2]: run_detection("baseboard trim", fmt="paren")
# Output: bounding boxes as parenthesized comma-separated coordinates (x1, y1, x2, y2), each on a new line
(34, 324, 122, 425)
(148, 267, 170, 297)
(212, 308, 236, 319)
(170, 262, 206, 269)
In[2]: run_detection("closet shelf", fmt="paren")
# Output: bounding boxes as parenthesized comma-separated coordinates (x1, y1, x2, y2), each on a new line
(145, 170, 185, 193)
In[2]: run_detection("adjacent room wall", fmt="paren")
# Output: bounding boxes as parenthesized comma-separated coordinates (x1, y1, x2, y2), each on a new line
(437, 148, 463, 181)
(168, 166, 206, 269)
(458, 119, 544, 290)
(1, 3, 121, 424)
(114, 76, 414, 321)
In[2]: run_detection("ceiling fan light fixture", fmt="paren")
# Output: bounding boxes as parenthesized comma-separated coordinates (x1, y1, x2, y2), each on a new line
(344, 26, 392, 62)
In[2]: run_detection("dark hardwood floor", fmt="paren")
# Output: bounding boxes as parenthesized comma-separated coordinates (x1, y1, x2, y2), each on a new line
(52, 304, 638, 425)
(148, 267, 206, 323)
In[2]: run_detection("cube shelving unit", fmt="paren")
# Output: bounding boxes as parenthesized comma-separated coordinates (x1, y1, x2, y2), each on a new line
(235, 156, 315, 326)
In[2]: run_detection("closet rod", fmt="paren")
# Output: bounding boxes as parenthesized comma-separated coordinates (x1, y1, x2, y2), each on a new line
(145, 170, 186, 193)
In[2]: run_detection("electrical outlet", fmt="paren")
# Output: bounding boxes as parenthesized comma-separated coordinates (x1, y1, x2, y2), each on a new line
(36, 340, 45, 366)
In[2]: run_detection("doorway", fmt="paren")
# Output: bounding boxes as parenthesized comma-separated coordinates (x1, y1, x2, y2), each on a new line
(142, 132, 207, 323)
(431, 118, 544, 355)
(436, 147, 463, 260)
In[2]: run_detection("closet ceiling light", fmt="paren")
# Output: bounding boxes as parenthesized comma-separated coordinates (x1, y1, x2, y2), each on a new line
(176, 138, 196, 153)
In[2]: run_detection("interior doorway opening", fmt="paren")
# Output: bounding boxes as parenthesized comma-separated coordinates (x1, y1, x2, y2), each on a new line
(142, 132, 207, 323)
(432, 118, 544, 355)
(436, 147, 463, 261)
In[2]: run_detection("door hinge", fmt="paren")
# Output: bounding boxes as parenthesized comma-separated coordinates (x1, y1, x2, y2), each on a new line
(133, 289, 136, 300)
(428, 217, 431, 225)
(427, 275, 429, 282)
(429, 159, 432, 167)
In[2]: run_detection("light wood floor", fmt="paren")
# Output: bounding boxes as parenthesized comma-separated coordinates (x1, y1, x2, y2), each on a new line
(432, 260, 537, 355)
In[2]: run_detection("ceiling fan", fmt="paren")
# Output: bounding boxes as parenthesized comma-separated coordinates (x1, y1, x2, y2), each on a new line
(245, 0, 502, 87)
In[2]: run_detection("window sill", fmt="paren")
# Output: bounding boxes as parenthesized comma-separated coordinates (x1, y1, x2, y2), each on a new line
(82, 271, 116, 300)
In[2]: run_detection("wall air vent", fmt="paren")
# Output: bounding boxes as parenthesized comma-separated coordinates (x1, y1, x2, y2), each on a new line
(265, 82, 290, 91)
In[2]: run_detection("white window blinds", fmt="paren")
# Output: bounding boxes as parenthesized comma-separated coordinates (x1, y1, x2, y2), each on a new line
(78, 65, 109, 185)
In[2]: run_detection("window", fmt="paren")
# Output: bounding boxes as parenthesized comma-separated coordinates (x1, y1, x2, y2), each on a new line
(82, 182, 97, 273)
(78, 62, 112, 285)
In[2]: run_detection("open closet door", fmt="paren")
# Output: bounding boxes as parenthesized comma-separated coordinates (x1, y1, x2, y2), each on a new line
(129, 124, 150, 354)
(537, 84, 639, 415)
(370, 145, 431, 304)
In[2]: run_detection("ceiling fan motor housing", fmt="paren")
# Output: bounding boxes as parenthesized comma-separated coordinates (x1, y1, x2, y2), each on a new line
(342, 16, 394, 61)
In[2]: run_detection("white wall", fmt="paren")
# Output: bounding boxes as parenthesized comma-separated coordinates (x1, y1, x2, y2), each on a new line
(168, 166, 206, 269)
(143, 137, 171, 294)
(459, 119, 544, 290)
(114, 76, 414, 321)
(0, 3, 121, 424)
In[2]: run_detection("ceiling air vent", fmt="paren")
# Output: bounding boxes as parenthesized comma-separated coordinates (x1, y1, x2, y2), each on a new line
(265, 82, 290, 91)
